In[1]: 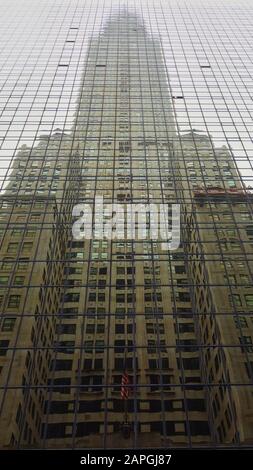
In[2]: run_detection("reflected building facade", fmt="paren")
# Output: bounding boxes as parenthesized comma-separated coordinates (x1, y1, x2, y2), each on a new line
(0, 12, 253, 448)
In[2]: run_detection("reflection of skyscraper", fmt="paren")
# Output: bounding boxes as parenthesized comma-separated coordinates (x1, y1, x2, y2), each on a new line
(0, 12, 253, 449)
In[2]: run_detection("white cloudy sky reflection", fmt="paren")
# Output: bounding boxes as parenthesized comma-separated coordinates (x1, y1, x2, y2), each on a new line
(0, 0, 253, 186)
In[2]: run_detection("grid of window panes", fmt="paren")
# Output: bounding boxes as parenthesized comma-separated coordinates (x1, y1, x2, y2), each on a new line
(0, 0, 253, 449)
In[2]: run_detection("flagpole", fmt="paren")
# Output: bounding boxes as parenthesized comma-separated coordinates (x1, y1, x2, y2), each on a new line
(124, 394, 128, 423)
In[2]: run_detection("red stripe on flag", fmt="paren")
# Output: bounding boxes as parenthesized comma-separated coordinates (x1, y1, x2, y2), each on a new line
(121, 371, 130, 400)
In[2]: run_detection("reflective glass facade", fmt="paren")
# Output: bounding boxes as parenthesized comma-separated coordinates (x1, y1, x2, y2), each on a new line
(0, 0, 253, 449)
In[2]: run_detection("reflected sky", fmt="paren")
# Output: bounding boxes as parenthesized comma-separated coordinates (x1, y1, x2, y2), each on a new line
(0, 0, 253, 184)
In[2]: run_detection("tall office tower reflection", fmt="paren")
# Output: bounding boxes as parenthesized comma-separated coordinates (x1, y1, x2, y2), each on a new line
(0, 12, 253, 449)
